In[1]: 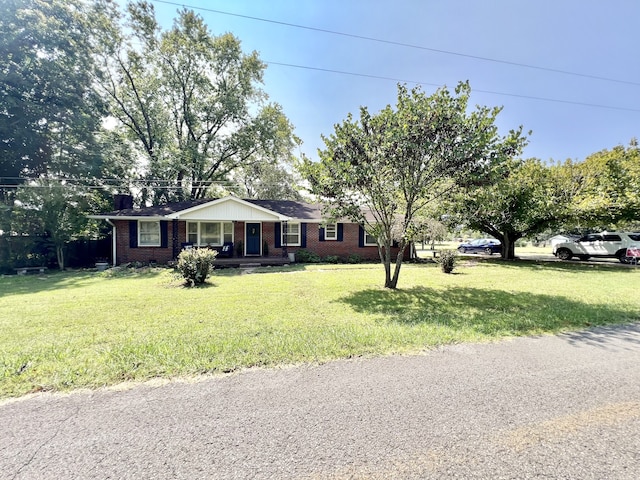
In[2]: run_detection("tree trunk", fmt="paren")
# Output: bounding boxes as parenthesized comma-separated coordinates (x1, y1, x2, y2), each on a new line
(501, 232, 520, 260)
(383, 246, 393, 288)
(384, 260, 393, 288)
(379, 241, 395, 288)
(56, 245, 65, 270)
(388, 244, 407, 289)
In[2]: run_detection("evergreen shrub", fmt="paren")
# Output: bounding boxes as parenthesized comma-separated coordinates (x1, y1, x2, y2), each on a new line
(176, 248, 218, 286)
(437, 249, 458, 274)
(295, 249, 321, 263)
(346, 254, 363, 264)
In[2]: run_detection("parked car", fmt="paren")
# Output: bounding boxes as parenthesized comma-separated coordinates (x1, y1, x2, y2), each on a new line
(552, 232, 640, 263)
(457, 238, 501, 255)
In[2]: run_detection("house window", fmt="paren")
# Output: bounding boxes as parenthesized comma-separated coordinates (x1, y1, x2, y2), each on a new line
(324, 223, 337, 240)
(187, 223, 198, 244)
(223, 222, 233, 244)
(282, 222, 300, 246)
(186, 221, 234, 246)
(201, 222, 221, 245)
(364, 230, 378, 246)
(139, 220, 161, 247)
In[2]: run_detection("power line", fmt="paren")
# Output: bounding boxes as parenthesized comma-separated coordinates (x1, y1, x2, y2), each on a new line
(0, 177, 299, 190)
(150, 0, 640, 87)
(118, 1, 640, 113)
(0, 177, 275, 184)
(266, 61, 640, 113)
(265, 61, 440, 87)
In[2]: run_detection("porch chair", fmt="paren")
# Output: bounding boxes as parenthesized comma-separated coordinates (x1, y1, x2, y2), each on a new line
(218, 242, 234, 258)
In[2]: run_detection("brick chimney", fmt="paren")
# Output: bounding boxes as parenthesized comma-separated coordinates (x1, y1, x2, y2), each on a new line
(114, 194, 134, 211)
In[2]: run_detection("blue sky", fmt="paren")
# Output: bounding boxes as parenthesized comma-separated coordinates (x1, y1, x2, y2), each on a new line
(148, 0, 640, 163)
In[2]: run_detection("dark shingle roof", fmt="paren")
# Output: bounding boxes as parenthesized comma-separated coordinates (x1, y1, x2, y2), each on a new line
(244, 199, 323, 220)
(97, 197, 325, 220)
(97, 198, 212, 217)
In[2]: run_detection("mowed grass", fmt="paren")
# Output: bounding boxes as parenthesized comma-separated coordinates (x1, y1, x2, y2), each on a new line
(1, 260, 638, 399)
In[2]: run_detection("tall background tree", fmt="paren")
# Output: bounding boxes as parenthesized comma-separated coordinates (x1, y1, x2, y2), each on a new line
(444, 158, 572, 259)
(95, 1, 299, 205)
(1, 0, 110, 271)
(567, 141, 640, 229)
(304, 82, 526, 288)
(413, 216, 449, 250)
(0, 0, 105, 203)
(234, 161, 303, 200)
(12, 180, 93, 270)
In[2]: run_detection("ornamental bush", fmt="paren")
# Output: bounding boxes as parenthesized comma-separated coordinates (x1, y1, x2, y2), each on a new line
(346, 253, 363, 264)
(437, 249, 458, 274)
(295, 249, 321, 263)
(176, 248, 218, 286)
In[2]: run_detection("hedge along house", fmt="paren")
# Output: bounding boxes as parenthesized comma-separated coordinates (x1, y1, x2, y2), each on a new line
(90, 196, 411, 266)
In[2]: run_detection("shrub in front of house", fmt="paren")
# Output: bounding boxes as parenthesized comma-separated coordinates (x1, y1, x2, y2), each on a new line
(176, 248, 218, 286)
(346, 253, 363, 264)
(323, 255, 340, 264)
(295, 249, 321, 263)
(437, 249, 458, 274)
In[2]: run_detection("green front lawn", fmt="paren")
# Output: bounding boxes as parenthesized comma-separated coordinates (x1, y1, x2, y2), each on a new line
(1, 260, 638, 399)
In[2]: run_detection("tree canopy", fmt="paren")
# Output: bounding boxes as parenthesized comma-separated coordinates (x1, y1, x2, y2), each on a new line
(303, 82, 527, 288)
(0, 0, 105, 202)
(95, 1, 299, 204)
(12, 180, 94, 270)
(444, 158, 571, 259)
(566, 142, 640, 228)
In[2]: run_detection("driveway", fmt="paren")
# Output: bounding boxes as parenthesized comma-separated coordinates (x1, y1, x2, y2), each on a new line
(516, 251, 627, 265)
(2, 323, 640, 479)
(462, 250, 634, 267)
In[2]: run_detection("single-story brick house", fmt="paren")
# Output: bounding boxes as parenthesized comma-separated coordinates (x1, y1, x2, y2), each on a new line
(90, 195, 411, 266)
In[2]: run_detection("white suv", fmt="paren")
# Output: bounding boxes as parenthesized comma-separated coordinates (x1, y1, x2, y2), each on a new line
(553, 232, 640, 263)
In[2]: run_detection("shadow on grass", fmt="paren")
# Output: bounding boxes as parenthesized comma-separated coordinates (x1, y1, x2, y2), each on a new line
(212, 264, 308, 277)
(338, 285, 640, 337)
(459, 256, 638, 274)
(0, 270, 97, 298)
(0, 267, 166, 298)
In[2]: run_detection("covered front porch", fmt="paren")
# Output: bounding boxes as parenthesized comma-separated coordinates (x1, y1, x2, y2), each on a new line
(168, 197, 294, 260)
(213, 256, 292, 268)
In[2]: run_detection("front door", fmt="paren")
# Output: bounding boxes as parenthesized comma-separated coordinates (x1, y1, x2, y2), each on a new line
(245, 223, 261, 255)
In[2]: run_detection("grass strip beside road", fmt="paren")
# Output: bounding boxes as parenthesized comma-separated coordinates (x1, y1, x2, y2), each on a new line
(1, 261, 638, 399)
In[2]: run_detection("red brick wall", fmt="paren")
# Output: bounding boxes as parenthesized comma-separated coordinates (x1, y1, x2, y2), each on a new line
(261, 221, 409, 261)
(111, 220, 410, 265)
(234, 222, 244, 253)
(112, 220, 182, 265)
(270, 222, 409, 261)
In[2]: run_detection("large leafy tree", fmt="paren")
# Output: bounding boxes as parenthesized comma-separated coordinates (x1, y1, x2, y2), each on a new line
(445, 158, 572, 259)
(414, 216, 449, 250)
(303, 82, 526, 288)
(567, 142, 640, 228)
(0, 0, 105, 203)
(12, 181, 93, 270)
(234, 160, 303, 200)
(96, 1, 299, 204)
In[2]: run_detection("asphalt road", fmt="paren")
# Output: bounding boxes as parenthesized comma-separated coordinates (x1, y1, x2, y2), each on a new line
(2, 323, 640, 479)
